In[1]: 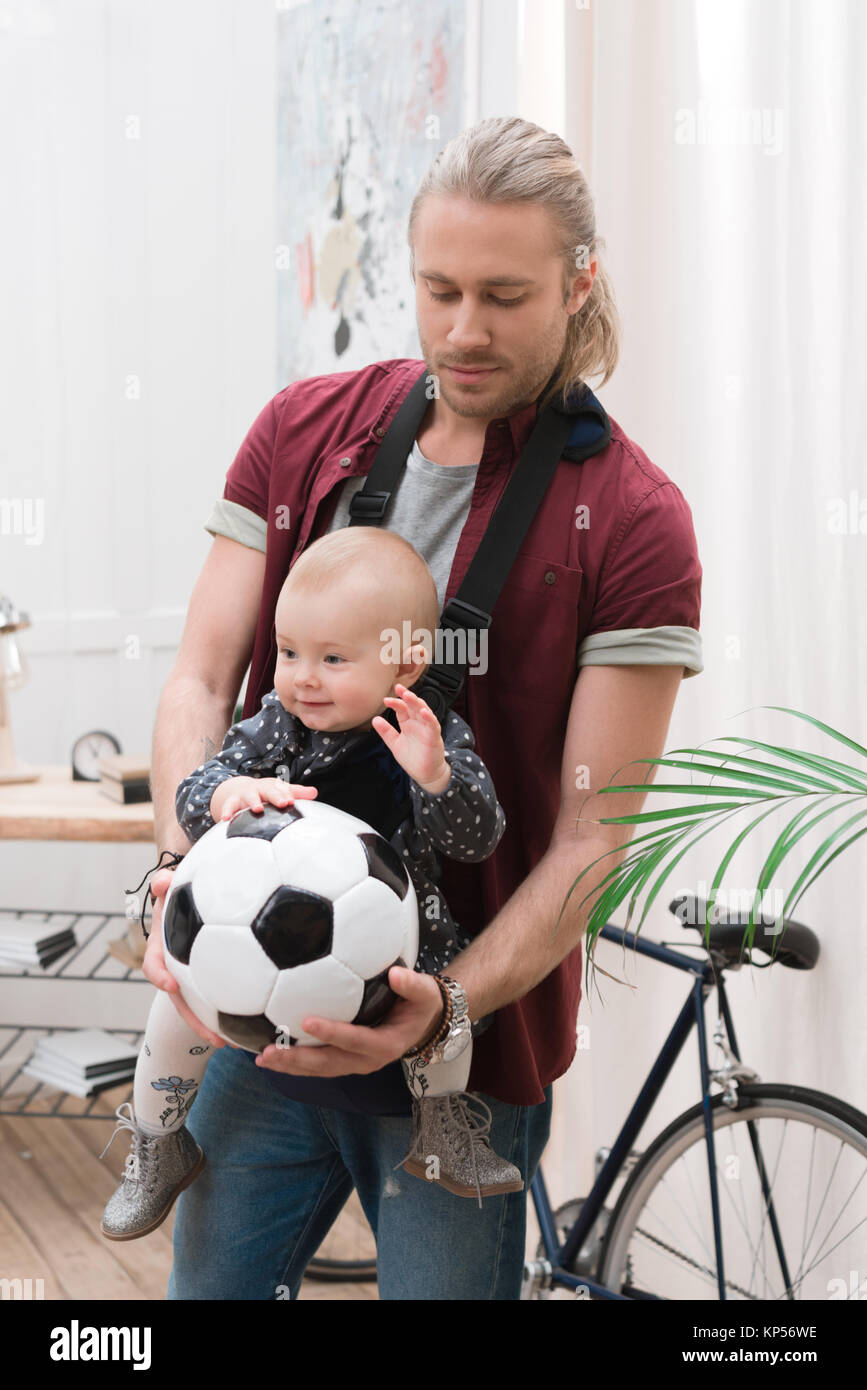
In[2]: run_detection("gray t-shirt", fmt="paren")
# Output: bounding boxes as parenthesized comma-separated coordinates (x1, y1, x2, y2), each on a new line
(324, 440, 478, 610)
(204, 437, 701, 674)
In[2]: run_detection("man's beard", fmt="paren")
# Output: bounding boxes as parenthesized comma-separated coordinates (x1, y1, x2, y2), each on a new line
(417, 323, 568, 421)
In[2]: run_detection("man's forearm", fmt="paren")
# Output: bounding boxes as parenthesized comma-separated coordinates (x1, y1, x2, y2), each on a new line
(445, 836, 628, 1022)
(150, 676, 237, 854)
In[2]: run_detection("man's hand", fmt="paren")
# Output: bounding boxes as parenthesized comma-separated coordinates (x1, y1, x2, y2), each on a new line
(141, 866, 231, 1049)
(254, 965, 444, 1077)
(371, 684, 450, 794)
(210, 776, 318, 822)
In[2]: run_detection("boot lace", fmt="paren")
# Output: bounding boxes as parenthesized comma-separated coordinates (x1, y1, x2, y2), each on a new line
(396, 1091, 496, 1208)
(98, 1102, 159, 1194)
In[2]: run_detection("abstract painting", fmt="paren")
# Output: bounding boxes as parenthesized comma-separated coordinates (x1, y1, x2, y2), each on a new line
(276, 0, 467, 386)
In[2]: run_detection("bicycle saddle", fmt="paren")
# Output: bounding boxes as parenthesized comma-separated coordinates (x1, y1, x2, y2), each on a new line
(668, 894, 820, 970)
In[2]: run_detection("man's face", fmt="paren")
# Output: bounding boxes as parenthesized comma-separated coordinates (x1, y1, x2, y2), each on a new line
(412, 194, 593, 420)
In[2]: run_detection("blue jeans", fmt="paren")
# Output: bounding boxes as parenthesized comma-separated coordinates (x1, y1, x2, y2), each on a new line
(167, 1043, 552, 1300)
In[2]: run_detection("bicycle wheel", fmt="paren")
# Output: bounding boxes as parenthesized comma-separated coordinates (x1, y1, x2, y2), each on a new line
(305, 1192, 378, 1283)
(597, 1085, 867, 1300)
(305, 1256, 378, 1283)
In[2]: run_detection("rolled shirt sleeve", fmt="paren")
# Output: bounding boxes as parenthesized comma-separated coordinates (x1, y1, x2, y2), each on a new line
(203, 391, 287, 550)
(577, 481, 703, 678)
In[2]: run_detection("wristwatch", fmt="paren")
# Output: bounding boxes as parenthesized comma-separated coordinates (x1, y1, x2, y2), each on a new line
(425, 976, 473, 1065)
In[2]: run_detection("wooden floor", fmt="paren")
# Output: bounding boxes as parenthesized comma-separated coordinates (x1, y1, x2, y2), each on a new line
(0, 1081, 377, 1301)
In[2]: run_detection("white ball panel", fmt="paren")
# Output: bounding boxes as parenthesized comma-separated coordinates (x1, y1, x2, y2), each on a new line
(191, 840, 282, 926)
(169, 820, 232, 894)
(163, 956, 228, 1043)
(189, 924, 278, 1014)
(331, 877, 405, 978)
(266, 954, 364, 1038)
(271, 819, 369, 900)
(292, 798, 376, 838)
(399, 887, 419, 970)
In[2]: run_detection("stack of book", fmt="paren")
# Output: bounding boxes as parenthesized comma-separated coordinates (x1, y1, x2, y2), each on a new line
(0, 917, 77, 970)
(98, 754, 151, 805)
(22, 1029, 139, 1098)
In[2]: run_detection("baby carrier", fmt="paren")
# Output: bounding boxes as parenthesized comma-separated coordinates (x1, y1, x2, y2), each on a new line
(346, 364, 611, 721)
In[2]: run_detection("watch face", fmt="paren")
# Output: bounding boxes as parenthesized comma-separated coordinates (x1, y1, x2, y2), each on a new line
(72, 730, 122, 781)
(440, 1019, 472, 1063)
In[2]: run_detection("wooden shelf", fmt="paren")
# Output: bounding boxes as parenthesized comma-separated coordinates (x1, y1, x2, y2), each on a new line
(0, 765, 155, 842)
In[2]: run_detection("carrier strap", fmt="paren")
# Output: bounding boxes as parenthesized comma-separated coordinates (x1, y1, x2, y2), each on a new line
(347, 367, 591, 722)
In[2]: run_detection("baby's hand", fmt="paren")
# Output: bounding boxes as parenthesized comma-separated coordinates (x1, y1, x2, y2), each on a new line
(210, 776, 318, 822)
(371, 684, 451, 795)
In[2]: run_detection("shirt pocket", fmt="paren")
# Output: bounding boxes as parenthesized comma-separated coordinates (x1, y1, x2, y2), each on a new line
(480, 552, 584, 702)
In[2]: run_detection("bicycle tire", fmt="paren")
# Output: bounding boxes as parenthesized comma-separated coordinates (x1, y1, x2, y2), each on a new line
(597, 1083, 867, 1300)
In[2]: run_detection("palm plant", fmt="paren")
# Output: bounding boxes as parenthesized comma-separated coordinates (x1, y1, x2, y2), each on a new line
(558, 706, 867, 991)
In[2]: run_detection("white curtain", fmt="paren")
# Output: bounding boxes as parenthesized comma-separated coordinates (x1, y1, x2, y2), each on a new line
(536, 0, 867, 1253)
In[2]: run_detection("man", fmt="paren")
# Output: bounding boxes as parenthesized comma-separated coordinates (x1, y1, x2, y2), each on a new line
(143, 117, 702, 1299)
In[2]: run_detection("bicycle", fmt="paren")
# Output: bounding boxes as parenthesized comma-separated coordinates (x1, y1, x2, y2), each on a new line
(308, 892, 867, 1298)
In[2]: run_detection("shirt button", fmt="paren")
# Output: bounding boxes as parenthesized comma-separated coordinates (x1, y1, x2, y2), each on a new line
(374, 425, 386, 438)
(544, 570, 557, 585)
(339, 456, 352, 467)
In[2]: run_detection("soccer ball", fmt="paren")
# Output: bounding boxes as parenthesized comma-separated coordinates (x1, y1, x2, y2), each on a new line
(161, 799, 419, 1051)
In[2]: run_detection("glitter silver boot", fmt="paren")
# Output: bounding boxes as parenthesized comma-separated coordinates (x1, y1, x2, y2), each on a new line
(99, 1101, 206, 1240)
(398, 1093, 524, 1207)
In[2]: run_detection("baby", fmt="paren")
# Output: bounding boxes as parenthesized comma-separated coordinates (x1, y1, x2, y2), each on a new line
(100, 527, 523, 1241)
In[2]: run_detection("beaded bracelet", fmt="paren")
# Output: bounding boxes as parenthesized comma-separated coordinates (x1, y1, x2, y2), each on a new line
(402, 974, 453, 1060)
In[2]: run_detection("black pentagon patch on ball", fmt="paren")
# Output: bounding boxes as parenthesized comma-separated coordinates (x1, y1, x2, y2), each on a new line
(226, 802, 303, 841)
(353, 960, 402, 1028)
(357, 832, 409, 900)
(217, 1012, 281, 1052)
(251, 886, 333, 969)
(162, 880, 204, 965)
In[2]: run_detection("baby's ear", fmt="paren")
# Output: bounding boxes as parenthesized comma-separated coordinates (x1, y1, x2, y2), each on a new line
(395, 641, 430, 689)
(403, 640, 430, 668)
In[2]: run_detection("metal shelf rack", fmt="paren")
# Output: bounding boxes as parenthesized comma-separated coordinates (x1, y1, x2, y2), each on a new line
(0, 909, 147, 1120)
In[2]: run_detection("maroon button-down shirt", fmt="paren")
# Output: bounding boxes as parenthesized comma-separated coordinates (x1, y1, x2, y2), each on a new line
(208, 357, 703, 1105)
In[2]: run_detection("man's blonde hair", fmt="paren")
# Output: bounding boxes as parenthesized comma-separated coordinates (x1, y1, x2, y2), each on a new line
(278, 528, 440, 668)
(408, 115, 620, 411)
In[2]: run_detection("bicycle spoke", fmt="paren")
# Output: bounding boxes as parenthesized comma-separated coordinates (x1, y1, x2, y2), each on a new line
(799, 1124, 817, 1287)
(608, 1095, 867, 1301)
(631, 1228, 722, 1295)
(735, 1119, 771, 1300)
(652, 1166, 715, 1268)
(632, 1225, 762, 1299)
(795, 1137, 846, 1284)
(678, 1148, 718, 1266)
(783, 1208, 867, 1296)
(746, 1117, 789, 1296)
(717, 1126, 773, 1298)
(802, 1164, 867, 1274)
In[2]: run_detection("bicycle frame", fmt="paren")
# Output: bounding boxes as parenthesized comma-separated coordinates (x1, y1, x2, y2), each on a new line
(531, 921, 747, 1300)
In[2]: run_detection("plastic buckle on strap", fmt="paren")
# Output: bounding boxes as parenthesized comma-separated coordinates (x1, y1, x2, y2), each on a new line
(348, 491, 390, 521)
(424, 665, 465, 698)
(441, 597, 493, 631)
(416, 664, 467, 722)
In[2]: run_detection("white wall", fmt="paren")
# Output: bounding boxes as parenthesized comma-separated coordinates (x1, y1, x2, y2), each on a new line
(1, 0, 277, 940)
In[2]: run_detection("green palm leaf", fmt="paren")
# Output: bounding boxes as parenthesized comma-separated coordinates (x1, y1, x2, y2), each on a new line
(563, 707, 866, 985)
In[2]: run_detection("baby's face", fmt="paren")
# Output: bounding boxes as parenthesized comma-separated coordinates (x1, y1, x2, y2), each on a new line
(273, 585, 404, 734)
